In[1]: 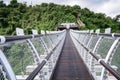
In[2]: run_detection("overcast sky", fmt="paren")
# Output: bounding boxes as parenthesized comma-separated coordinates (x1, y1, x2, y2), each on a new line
(3, 0, 120, 18)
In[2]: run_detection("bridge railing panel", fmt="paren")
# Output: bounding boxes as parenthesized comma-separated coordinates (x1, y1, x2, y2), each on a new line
(42, 36, 53, 52)
(30, 38, 45, 56)
(111, 44, 120, 72)
(70, 29, 120, 80)
(0, 29, 66, 80)
(2, 40, 36, 79)
(0, 49, 16, 80)
(96, 38, 115, 59)
(88, 36, 99, 50)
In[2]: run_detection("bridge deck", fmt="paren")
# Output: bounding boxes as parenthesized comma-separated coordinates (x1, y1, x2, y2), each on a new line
(51, 31, 93, 80)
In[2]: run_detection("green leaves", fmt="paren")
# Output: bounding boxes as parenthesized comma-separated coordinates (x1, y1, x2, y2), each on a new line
(0, 1, 120, 35)
(9, 0, 19, 8)
(80, 8, 120, 32)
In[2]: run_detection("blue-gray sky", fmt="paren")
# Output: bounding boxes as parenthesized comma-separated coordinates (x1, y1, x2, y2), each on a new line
(3, 0, 120, 18)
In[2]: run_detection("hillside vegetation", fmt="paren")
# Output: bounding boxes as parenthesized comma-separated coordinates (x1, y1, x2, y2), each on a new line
(0, 0, 120, 35)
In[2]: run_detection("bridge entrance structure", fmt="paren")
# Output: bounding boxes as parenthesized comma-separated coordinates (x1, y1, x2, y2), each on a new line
(57, 23, 79, 30)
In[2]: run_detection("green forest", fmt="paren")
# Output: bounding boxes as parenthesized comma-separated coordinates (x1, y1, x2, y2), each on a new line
(0, 0, 120, 35)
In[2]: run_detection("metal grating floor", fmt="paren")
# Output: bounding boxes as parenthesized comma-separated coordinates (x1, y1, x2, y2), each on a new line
(51, 31, 93, 80)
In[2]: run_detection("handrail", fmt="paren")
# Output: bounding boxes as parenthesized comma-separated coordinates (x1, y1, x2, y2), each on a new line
(71, 33, 120, 80)
(0, 31, 64, 44)
(91, 33, 120, 37)
(0, 35, 42, 44)
(71, 30, 120, 38)
(26, 36, 64, 80)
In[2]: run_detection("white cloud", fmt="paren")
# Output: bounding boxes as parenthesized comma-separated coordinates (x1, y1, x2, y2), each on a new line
(95, 0, 120, 18)
(3, 0, 10, 5)
(3, 0, 120, 18)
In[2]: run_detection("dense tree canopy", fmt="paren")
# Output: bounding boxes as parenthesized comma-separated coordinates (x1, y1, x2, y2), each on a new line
(0, 0, 120, 35)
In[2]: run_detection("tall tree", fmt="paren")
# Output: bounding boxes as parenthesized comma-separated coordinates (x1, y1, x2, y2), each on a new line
(9, 0, 18, 7)
(114, 14, 120, 22)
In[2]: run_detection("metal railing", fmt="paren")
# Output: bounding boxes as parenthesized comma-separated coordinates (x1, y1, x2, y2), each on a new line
(0, 29, 66, 80)
(70, 29, 120, 80)
(1, 27, 120, 80)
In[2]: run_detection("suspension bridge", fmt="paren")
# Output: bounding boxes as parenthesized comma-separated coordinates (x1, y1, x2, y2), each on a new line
(0, 23, 120, 80)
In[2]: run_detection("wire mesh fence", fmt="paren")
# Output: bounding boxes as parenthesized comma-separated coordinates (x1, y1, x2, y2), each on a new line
(70, 30, 120, 80)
